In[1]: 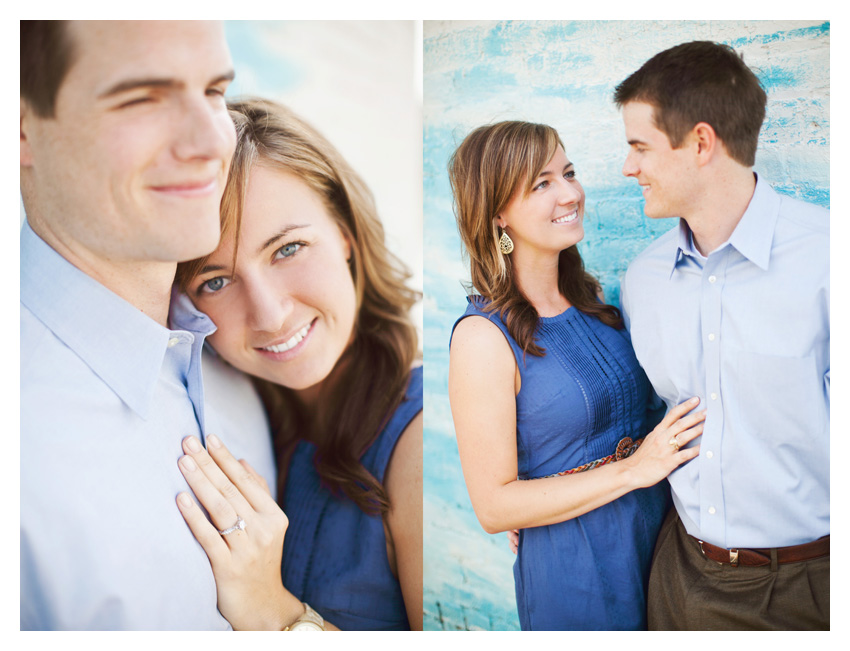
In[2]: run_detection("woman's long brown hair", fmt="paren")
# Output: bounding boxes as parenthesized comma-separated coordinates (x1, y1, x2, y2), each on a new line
(448, 121, 622, 357)
(177, 98, 420, 515)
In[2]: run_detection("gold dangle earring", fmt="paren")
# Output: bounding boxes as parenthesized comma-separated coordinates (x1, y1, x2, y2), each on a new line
(499, 228, 514, 255)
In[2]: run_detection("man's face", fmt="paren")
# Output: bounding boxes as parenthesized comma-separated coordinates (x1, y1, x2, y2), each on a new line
(21, 21, 237, 265)
(621, 101, 697, 220)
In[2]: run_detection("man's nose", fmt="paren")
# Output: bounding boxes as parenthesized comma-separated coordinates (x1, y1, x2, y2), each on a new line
(622, 152, 638, 177)
(172, 95, 235, 163)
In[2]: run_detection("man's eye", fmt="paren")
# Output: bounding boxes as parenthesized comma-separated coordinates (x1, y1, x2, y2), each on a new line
(118, 97, 152, 109)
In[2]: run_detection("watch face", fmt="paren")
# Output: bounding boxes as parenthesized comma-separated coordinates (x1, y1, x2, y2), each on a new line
(291, 621, 323, 631)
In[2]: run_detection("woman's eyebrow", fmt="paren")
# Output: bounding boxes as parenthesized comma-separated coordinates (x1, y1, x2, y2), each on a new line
(198, 263, 228, 275)
(257, 224, 309, 256)
(535, 162, 574, 180)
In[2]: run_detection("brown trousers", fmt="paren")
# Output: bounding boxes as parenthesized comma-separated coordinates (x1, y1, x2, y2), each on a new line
(647, 509, 829, 630)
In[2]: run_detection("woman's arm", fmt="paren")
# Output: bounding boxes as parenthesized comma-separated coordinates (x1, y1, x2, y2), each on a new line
(384, 410, 423, 630)
(175, 435, 339, 630)
(449, 315, 704, 534)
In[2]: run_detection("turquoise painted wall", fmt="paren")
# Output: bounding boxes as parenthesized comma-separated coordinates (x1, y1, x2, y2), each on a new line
(422, 20, 829, 631)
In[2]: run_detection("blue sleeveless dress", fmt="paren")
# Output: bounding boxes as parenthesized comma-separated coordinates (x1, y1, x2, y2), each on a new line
(452, 298, 670, 630)
(280, 366, 422, 630)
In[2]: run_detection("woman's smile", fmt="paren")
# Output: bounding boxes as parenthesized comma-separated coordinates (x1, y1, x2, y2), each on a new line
(255, 318, 316, 359)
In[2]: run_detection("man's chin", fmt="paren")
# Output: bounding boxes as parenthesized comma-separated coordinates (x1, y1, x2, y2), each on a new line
(642, 204, 670, 220)
(170, 221, 222, 262)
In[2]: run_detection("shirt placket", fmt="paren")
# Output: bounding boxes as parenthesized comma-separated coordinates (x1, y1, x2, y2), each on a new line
(698, 248, 728, 545)
(163, 330, 206, 444)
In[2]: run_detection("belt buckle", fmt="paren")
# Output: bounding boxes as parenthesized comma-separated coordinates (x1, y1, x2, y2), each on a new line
(698, 540, 740, 566)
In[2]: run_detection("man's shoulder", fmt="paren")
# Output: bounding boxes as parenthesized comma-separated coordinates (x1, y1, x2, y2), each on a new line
(202, 349, 263, 409)
(625, 223, 679, 280)
(774, 191, 829, 238)
(21, 303, 88, 388)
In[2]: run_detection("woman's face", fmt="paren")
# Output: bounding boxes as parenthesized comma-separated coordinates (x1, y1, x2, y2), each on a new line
(497, 145, 585, 257)
(188, 164, 357, 404)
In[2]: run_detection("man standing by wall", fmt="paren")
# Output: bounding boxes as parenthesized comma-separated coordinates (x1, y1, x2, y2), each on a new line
(617, 40, 829, 630)
(20, 20, 275, 630)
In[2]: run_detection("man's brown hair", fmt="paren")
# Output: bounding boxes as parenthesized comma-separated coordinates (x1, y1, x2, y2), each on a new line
(21, 20, 75, 118)
(614, 40, 766, 166)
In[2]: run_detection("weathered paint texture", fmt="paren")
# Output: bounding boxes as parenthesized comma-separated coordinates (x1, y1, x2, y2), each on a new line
(422, 20, 829, 631)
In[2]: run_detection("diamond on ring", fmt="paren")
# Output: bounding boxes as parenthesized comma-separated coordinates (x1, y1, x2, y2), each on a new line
(218, 515, 246, 536)
(668, 436, 680, 451)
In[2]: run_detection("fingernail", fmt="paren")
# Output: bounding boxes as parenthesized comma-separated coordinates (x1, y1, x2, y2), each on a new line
(690, 397, 700, 404)
(177, 492, 193, 508)
(208, 434, 221, 449)
(180, 455, 197, 472)
(185, 436, 202, 453)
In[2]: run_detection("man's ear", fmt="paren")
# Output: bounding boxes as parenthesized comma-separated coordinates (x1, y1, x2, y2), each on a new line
(21, 98, 34, 167)
(691, 121, 717, 166)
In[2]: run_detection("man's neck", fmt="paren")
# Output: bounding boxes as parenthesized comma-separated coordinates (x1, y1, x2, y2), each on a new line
(683, 168, 757, 257)
(27, 218, 176, 327)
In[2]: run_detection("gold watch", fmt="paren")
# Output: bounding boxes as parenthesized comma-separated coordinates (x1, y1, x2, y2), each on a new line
(283, 603, 324, 631)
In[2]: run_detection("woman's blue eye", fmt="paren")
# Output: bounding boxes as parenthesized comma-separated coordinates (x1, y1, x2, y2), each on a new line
(533, 180, 549, 191)
(200, 276, 230, 294)
(565, 169, 576, 179)
(276, 242, 303, 259)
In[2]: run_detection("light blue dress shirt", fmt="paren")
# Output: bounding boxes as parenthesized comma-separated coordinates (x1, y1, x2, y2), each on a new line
(621, 175, 829, 549)
(21, 221, 276, 630)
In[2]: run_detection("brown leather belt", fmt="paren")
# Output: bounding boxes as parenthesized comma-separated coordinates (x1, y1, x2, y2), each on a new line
(694, 535, 830, 567)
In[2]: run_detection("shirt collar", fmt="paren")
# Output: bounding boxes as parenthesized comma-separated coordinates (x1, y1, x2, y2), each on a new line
(20, 221, 209, 419)
(669, 173, 779, 277)
(726, 173, 779, 271)
(168, 287, 216, 336)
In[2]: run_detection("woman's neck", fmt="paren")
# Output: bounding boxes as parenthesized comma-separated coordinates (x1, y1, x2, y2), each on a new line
(291, 348, 353, 435)
(511, 247, 571, 317)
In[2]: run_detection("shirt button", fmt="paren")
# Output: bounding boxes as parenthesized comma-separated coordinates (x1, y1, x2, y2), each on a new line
(167, 337, 180, 348)
(708, 506, 716, 515)
(706, 450, 714, 459)
(708, 333, 716, 341)
(711, 392, 718, 400)
(708, 275, 717, 283)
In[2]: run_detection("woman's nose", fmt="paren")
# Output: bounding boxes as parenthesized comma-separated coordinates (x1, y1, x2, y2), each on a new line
(557, 178, 583, 205)
(246, 279, 295, 335)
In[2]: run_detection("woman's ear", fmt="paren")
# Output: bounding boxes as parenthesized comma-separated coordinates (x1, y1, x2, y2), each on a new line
(340, 228, 353, 264)
(345, 236, 353, 263)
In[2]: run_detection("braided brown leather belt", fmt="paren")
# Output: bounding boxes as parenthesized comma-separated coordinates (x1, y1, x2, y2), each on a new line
(694, 535, 830, 567)
(523, 436, 644, 480)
